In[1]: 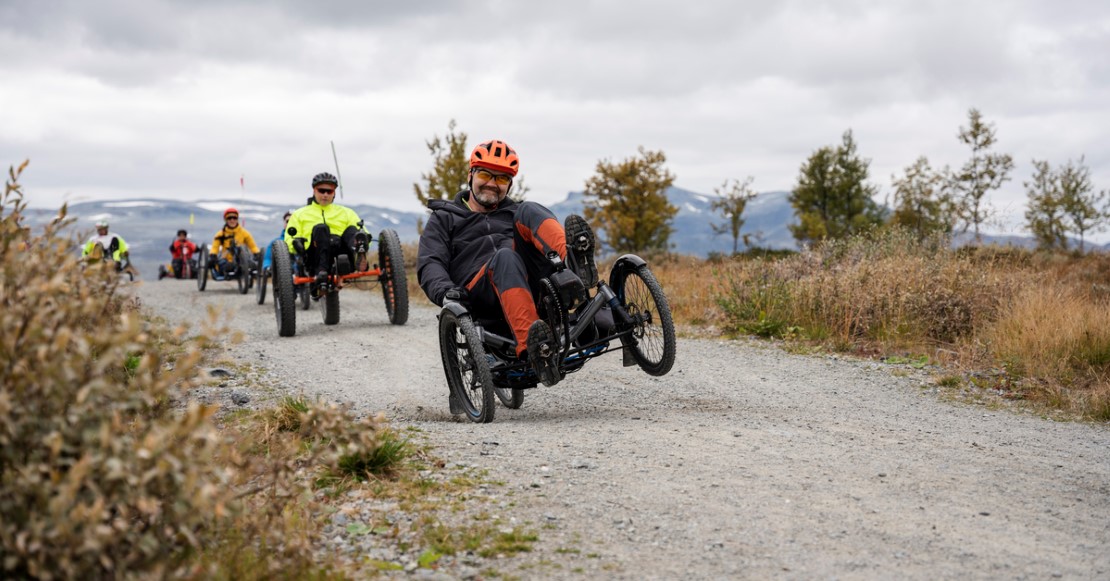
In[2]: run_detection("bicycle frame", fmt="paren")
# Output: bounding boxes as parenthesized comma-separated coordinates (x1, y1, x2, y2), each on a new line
(448, 277, 645, 382)
(291, 266, 382, 287)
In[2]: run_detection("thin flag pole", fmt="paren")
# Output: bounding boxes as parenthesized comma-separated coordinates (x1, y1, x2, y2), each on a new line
(331, 141, 344, 200)
(240, 174, 246, 226)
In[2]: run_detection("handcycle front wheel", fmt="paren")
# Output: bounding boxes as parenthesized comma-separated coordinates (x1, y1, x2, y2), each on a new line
(271, 240, 297, 337)
(439, 309, 495, 423)
(611, 263, 676, 376)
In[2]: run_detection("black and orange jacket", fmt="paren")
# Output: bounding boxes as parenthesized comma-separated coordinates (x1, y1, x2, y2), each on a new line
(417, 190, 518, 307)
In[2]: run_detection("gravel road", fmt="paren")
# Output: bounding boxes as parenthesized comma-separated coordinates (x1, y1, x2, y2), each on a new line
(135, 278, 1110, 580)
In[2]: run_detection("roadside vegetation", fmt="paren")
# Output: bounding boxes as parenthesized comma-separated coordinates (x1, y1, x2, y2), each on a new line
(655, 229, 1110, 421)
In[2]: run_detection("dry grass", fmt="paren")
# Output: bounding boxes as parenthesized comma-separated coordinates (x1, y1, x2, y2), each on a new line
(981, 283, 1110, 418)
(657, 228, 1110, 421)
(604, 253, 729, 331)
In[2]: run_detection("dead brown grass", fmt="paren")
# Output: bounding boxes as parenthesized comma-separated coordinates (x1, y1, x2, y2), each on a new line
(673, 229, 1110, 421)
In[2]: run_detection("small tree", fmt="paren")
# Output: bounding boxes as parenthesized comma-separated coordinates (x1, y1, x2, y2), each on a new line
(789, 130, 883, 244)
(582, 147, 677, 254)
(710, 177, 757, 254)
(950, 108, 1014, 243)
(413, 119, 470, 206)
(1024, 159, 1068, 251)
(1058, 156, 1107, 253)
(890, 156, 955, 240)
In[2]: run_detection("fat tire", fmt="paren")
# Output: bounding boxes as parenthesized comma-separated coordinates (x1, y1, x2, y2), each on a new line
(611, 263, 676, 376)
(439, 310, 495, 423)
(495, 386, 525, 409)
(236, 246, 251, 294)
(322, 290, 340, 325)
(299, 286, 312, 310)
(377, 229, 410, 325)
(196, 244, 208, 291)
(256, 266, 269, 305)
(271, 240, 297, 337)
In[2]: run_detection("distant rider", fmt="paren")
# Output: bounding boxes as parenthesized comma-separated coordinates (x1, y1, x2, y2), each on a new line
(262, 210, 294, 272)
(417, 139, 599, 394)
(165, 229, 197, 279)
(82, 219, 130, 268)
(285, 173, 371, 286)
(209, 208, 260, 277)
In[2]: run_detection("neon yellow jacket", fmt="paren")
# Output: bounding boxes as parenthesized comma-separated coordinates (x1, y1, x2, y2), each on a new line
(285, 201, 365, 252)
(210, 225, 260, 261)
(82, 233, 128, 261)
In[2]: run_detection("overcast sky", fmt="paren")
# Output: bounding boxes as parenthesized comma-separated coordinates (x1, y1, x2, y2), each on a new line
(3, 0, 1108, 238)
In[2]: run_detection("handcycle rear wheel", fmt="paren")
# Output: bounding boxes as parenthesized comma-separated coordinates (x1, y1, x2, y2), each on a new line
(321, 290, 340, 325)
(439, 309, 495, 423)
(299, 286, 311, 310)
(495, 386, 525, 409)
(611, 263, 676, 376)
(196, 244, 209, 291)
(255, 266, 269, 305)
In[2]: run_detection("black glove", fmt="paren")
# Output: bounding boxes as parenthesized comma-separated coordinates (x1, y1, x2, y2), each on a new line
(444, 286, 469, 304)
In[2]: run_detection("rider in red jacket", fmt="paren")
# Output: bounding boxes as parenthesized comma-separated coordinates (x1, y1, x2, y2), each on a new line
(168, 229, 197, 279)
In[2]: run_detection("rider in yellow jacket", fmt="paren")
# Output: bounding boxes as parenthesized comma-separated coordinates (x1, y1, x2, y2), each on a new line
(286, 172, 371, 284)
(209, 207, 260, 276)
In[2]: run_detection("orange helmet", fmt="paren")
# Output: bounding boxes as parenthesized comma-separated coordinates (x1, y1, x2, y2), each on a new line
(469, 140, 520, 176)
(223, 207, 239, 219)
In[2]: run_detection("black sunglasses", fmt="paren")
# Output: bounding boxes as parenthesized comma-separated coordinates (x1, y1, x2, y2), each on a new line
(316, 188, 336, 194)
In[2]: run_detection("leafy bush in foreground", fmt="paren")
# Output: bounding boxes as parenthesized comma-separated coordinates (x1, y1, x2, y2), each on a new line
(0, 162, 233, 578)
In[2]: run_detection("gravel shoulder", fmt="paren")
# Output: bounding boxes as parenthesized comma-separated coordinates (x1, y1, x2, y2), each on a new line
(135, 278, 1110, 580)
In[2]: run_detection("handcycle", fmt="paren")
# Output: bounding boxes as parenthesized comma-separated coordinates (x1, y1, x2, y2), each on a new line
(83, 243, 139, 282)
(196, 237, 258, 295)
(269, 227, 409, 336)
(159, 253, 197, 280)
(437, 251, 676, 423)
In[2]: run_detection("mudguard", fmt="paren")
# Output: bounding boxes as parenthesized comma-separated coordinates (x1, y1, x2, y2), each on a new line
(441, 300, 471, 320)
(607, 254, 648, 288)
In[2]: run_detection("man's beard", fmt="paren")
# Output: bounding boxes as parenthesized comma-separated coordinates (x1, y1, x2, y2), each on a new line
(473, 186, 502, 209)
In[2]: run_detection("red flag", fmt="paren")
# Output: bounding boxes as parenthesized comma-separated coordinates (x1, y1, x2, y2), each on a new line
(240, 175, 244, 189)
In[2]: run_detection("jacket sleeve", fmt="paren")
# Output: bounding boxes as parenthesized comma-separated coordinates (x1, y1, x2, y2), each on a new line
(243, 231, 260, 254)
(417, 211, 455, 307)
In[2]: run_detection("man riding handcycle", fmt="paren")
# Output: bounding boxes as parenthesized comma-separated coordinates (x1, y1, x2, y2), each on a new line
(269, 172, 408, 336)
(418, 140, 676, 423)
(197, 208, 261, 294)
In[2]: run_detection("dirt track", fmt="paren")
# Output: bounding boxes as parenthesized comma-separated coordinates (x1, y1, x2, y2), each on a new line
(135, 278, 1110, 580)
